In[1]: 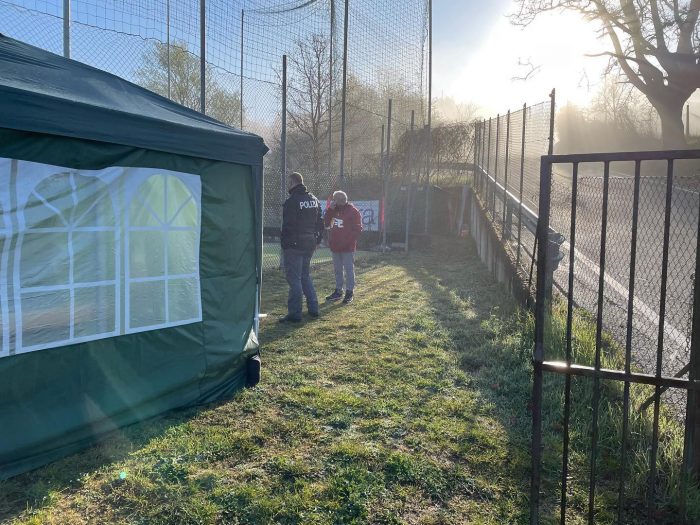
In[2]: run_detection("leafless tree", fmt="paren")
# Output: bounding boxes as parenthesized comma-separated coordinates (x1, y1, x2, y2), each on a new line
(513, 0, 700, 148)
(285, 33, 336, 180)
(590, 72, 656, 134)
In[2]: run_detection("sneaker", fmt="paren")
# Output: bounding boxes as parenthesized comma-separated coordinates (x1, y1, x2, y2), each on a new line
(308, 311, 319, 319)
(326, 289, 343, 302)
(342, 291, 354, 305)
(278, 315, 302, 323)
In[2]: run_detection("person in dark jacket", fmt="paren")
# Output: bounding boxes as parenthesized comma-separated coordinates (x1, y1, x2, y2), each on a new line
(279, 172, 324, 322)
(323, 190, 362, 304)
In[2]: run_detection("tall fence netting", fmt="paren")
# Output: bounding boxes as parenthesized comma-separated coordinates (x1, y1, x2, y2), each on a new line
(0, 0, 430, 269)
(475, 98, 697, 416)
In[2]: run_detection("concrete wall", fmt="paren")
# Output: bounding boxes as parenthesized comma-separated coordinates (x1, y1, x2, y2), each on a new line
(465, 187, 533, 308)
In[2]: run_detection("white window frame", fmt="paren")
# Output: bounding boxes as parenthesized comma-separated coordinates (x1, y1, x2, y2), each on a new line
(14, 170, 120, 353)
(0, 160, 203, 358)
(124, 172, 202, 334)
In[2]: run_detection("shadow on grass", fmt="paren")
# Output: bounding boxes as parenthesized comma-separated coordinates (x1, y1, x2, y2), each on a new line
(396, 240, 535, 522)
(394, 240, 696, 524)
(0, 258, 386, 523)
(0, 404, 204, 522)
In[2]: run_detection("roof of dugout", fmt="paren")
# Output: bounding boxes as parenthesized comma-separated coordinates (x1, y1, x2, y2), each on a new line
(0, 34, 268, 165)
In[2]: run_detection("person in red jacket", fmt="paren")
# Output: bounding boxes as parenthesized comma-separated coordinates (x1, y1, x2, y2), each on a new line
(324, 190, 362, 304)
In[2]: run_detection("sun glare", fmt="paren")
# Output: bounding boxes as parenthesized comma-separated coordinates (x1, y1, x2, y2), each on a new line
(439, 10, 609, 114)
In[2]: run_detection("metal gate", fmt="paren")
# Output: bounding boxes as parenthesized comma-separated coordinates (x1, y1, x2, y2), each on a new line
(531, 150, 700, 524)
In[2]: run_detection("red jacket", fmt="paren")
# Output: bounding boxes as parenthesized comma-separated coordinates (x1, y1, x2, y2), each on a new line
(324, 203, 363, 252)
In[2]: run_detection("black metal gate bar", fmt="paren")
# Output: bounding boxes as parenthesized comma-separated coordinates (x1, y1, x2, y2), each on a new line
(588, 161, 610, 525)
(530, 157, 552, 525)
(531, 148, 700, 524)
(560, 161, 579, 524)
(682, 193, 700, 523)
(617, 160, 642, 525)
(540, 363, 700, 388)
(648, 160, 675, 522)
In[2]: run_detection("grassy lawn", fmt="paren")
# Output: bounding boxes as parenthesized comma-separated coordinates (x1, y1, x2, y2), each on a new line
(1, 239, 537, 524)
(0, 239, 691, 524)
(262, 243, 375, 270)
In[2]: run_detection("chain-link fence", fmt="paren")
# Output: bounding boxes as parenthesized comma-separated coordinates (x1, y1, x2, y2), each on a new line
(0, 0, 430, 270)
(474, 93, 699, 416)
(473, 98, 553, 288)
(548, 160, 699, 414)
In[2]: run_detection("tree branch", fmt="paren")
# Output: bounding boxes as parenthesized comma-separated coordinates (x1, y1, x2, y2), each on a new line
(650, 0, 669, 51)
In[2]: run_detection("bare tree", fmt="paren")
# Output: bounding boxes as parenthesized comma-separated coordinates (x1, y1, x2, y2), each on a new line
(590, 72, 656, 134)
(285, 33, 335, 180)
(432, 96, 479, 123)
(513, 0, 700, 148)
(512, 57, 542, 82)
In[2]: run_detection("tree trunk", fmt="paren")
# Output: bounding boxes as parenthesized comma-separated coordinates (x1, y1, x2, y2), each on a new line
(658, 106, 687, 150)
(648, 91, 689, 150)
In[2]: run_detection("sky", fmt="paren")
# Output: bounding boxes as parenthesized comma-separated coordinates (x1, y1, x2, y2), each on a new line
(433, 1, 613, 116)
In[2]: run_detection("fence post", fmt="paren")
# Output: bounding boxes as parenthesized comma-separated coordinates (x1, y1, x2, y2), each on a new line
(479, 119, 486, 198)
(382, 99, 393, 251)
(516, 103, 526, 270)
(166, 0, 171, 99)
(493, 114, 500, 219)
(327, 1, 335, 182)
(423, 0, 433, 236)
(240, 9, 244, 128)
(548, 88, 555, 155)
(63, 0, 70, 58)
(473, 121, 479, 187)
(281, 55, 287, 204)
(200, 0, 206, 114)
(503, 110, 511, 240)
(405, 110, 416, 253)
(486, 118, 492, 208)
(379, 124, 385, 242)
(339, 0, 349, 185)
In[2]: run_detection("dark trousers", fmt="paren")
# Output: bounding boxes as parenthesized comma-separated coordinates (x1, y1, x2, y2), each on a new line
(283, 248, 319, 320)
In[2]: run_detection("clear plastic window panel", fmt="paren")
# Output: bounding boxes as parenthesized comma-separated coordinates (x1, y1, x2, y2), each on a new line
(0, 159, 202, 357)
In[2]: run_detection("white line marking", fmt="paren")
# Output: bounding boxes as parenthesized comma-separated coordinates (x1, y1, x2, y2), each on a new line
(562, 240, 688, 366)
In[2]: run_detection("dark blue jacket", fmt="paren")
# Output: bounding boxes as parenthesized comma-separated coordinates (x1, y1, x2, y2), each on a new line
(281, 184, 324, 252)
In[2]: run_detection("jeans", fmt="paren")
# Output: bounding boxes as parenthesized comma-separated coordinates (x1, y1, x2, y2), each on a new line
(284, 248, 319, 319)
(332, 251, 355, 291)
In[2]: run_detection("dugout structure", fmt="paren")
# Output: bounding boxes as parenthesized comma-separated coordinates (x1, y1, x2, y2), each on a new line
(0, 35, 267, 478)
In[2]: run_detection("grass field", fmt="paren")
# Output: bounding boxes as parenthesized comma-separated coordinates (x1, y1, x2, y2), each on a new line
(263, 243, 375, 270)
(0, 239, 694, 524)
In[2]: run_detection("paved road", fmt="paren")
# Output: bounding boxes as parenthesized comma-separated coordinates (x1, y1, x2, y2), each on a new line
(547, 163, 699, 406)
